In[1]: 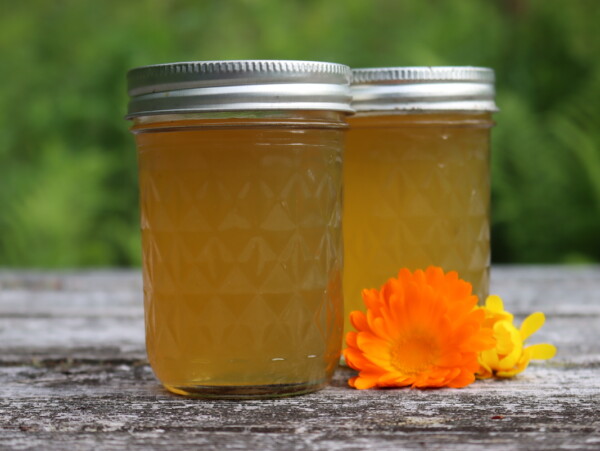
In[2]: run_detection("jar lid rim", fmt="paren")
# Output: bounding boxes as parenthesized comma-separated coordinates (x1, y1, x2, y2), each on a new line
(351, 66, 498, 112)
(352, 66, 495, 84)
(126, 60, 353, 118)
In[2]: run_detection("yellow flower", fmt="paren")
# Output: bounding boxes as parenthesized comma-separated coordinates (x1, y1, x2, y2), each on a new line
(477, 295, 557, 378)
(344, 267, 496, 389)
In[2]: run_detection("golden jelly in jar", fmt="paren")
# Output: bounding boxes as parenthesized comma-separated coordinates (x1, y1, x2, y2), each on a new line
(126, 60, 352, 398)
(343, 67, 498, 336)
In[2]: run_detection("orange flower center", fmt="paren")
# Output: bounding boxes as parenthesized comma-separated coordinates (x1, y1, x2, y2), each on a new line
(390, 333, 440, 375)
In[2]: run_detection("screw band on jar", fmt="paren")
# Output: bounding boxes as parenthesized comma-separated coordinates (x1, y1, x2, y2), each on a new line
(351, 66, 498, 112)
(126, 60, 353, 118)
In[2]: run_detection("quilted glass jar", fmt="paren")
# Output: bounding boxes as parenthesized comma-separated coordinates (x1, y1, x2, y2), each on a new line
(126, 60, 352, 398)
(343, 67, 498, 336)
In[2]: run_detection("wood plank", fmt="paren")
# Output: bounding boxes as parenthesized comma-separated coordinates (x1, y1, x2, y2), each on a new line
(1, 267, 599, 450)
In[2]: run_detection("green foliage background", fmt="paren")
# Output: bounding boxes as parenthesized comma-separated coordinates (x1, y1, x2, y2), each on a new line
(0, 0, 599, 267)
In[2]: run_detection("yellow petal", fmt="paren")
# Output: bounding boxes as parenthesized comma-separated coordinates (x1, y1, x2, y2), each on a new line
(476, 366, 493, 379)
(479, 349, 500, 369)
(485, 295, 505, 313)
(483, 295, 514, 324)
(494, 320, 520, 355)
(494, 322, 522, 369)
(495, 368, 519, 378)
(520, 312, 545, 341)
(498, 347, 522, 370)
(526, 343, 557, 360)
(516, 350, 532, 372)
(497, 350, 531, 377)
(477, 352, 493, 376)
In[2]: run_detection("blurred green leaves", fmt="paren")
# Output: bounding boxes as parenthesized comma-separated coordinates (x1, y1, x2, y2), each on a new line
(0, 0, 599, 266)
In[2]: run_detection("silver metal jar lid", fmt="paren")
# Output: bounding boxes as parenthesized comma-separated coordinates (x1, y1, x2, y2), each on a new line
(351, 66, 498, 112)
(126, 60, 353, 118)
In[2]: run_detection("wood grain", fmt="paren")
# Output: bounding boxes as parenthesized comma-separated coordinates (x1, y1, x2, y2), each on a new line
(1, 267, 599, 450)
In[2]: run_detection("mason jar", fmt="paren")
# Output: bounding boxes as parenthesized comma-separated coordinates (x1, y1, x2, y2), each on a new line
(126, 60, 352, 398)
(343, 67, 498, 336)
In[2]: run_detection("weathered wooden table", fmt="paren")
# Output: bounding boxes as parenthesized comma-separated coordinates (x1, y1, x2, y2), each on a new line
(1, 266, 599, 450)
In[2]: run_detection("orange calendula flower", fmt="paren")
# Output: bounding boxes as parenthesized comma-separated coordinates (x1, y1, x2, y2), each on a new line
(344, 267, 495, 389)
(477, 295, 556, 379)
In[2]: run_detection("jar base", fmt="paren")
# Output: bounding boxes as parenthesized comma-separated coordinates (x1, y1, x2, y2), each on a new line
(163, 380, 328, 400)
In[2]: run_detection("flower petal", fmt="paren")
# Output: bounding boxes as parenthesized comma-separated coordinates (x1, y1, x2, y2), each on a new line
(349, 310, 369, 332)
(496, 350, 530, 377)
(479, 349, 500, 369)
(353, 374, 379, 390)
(520, 312, 545, 341)
(476, 367, 492, 379)
(485, 294, 505, 313)
(356, 333, 396, 370)
(526, 343, 557, 360)
(343, 266, 495, 390)
(447, 370, 475, 388)
(345, 331, 358, 349)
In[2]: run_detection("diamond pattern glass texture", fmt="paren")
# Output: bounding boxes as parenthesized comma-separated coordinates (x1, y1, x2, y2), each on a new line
(343, 113, 493, 337)
(134, 115, 344, 398)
